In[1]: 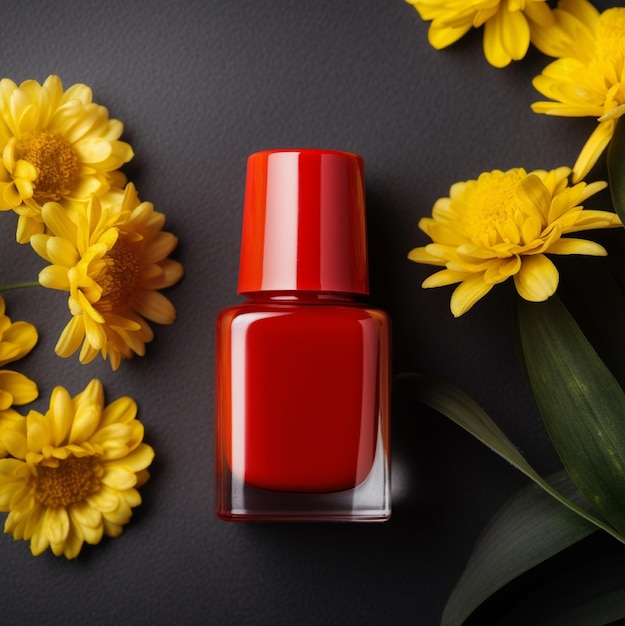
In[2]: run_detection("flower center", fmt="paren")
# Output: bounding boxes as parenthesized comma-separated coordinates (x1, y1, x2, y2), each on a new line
(100, 237, 140, 309)
(462, 170, 523, 244)
(34, 456, 100, 508)
(596, 9, 625, 60)
(13, 130, 80, 202)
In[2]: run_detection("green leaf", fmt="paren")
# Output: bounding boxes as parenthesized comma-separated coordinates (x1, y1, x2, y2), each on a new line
(495, 550, 625, 626)
(441, 471, 597, 626)
(557, 256, 625, 389)
(397, 372, 622, 542)
(518, 296, 625, 540)
(608, 115, 625, 224)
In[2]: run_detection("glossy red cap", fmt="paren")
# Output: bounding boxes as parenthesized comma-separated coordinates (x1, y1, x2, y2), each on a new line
(238, 149, 369, 295)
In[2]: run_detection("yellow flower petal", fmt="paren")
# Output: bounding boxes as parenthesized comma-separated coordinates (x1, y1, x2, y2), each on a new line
(572, 119, 616, 183)
(69, 500, 102, 529)
(133, 290, 177, 325)
(86, 486, 120, 513)
(0, 370, 38, 405)
(422, 268, 471, 289)
(501, 8, 531, 61)
(110, 444, 154, 472)
(49, 386, 74, 446)
(0, 318, 38, 366)
(484, 256, 522, 283)
(514, 254, 559, 301)
(55, 525, 84, 558)
(43, 506, 70, 544)
(101, 466, 137, 490)
(428, 20, 472, 49)
(55, 315, 85, 358)
(75, 137, 113, 163)
(26, 420, 50, 455)
(515, 174, 551, 219)
(141, 258, 184, 290)
(567, 209, 620, 232)
(74, 379, 104, 410)
(0, 416, 25, 457)
(450, 275, 495, 317)
(45, 235, 80, 266)
(68, 405, 101, 444)
(29, 233, 52, 261)
(483, 14, 513, 67)
(408, 246, 447, 267)
(39, 265, 70, 290)
(547, 238, 608, 256)
(30, 526, 51, 556)
(101, 492, 133, 525)
(40, 202, 77, 241)
(407, 0, 552, 66)
(100, 396, 137, 427)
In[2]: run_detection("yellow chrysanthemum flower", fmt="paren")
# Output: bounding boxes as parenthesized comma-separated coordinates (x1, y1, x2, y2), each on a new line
(30, 183, 184, 370)
(0, 379, 154, 558)
(0, 295, 38, 457)
(531, 1, 625, 182)
(409, 167, 621, 317)
(405, 0, 555, 67)
(0, 75, 134, 242)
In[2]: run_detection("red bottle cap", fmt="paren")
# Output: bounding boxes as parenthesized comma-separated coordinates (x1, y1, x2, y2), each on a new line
(238, 149, 369, 295)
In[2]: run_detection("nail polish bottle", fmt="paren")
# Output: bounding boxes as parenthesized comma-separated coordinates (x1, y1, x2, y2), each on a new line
(215, 149, 391, 521)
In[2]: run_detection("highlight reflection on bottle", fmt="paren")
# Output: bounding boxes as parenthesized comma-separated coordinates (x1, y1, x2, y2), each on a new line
(216, 149, 391, 521)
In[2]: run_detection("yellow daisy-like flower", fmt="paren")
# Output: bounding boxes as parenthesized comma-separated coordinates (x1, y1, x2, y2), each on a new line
(405, 0, 555, 67)
(0, 379, 153, 558)
(30, 183, 184, 370)
(0, 295, 38, 457)
(531, 1, 625, 182)
(409, 167, 621, 317)
(0, 75, 134, 242)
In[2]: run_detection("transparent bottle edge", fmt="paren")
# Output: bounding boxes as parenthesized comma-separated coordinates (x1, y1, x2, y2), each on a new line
(216, 420, 391, 523)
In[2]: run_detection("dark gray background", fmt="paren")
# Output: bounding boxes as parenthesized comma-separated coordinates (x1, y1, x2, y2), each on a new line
(0, 1, 618, 624)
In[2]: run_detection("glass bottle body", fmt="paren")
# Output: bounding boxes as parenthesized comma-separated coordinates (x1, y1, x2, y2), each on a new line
(215, 293, 391, 521)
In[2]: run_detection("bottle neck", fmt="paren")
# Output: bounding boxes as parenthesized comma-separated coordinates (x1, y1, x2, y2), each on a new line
(241, 291, 364, 305)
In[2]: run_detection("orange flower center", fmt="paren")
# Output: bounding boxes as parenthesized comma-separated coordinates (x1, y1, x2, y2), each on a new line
(14, 130, 80, 202)
(100, 237, 141, 309)
(34, 456, 101, 507)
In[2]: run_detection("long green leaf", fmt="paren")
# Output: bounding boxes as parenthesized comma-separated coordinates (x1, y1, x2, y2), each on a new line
(496, 552, 625, 626)
(557, 257, 625, 389)
(441, 472, 597, 626)
(519, 296, 625, 539)
(397, 373, 622, 542)
(608, 115, 625, 224)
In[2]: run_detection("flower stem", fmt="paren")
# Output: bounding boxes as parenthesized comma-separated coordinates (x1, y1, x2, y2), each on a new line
(0, 281, 41, 291)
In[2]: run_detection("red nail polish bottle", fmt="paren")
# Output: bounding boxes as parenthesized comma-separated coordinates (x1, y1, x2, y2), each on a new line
(215, 149, 391, 521)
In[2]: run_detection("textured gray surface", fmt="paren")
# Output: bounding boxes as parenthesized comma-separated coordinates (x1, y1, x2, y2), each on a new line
(0, 1, 618, 624)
